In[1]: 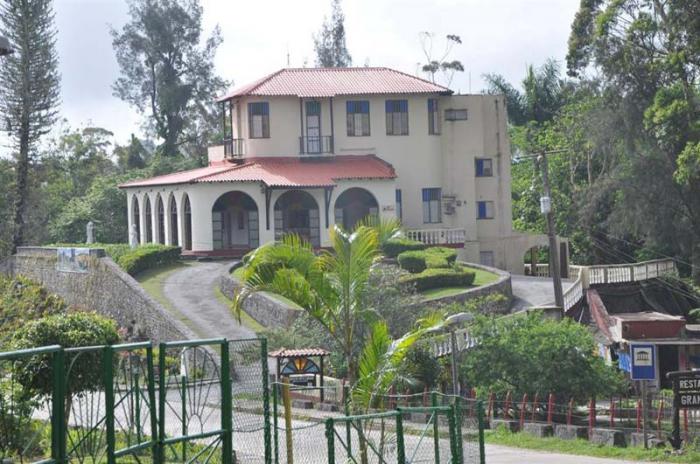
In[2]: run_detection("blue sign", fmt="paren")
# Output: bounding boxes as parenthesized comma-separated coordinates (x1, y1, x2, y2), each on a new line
(630, 344, 656, 380)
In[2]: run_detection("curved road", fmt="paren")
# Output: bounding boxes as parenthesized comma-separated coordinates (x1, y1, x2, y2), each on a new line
(511, 274, 575, 312)
(162, 260, 254, 340)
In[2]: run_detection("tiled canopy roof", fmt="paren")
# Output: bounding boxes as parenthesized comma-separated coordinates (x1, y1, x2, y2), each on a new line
(268, 347, 330, 358)
(118, 155, 396, 189)
(217, 67, 451, 100)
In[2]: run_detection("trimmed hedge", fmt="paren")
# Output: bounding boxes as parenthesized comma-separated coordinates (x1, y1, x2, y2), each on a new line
(49, 243, 181, 276)
(115, 244, 181, 276)
(400, 267, 476, 292)
(397, 246, 459, 273)
(397, 251, 427, 273)
(382, 238, 426, 258)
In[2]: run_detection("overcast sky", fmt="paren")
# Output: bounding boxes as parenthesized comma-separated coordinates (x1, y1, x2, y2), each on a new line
(44, 0, 580, 149)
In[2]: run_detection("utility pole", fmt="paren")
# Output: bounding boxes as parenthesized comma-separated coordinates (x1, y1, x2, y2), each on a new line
(537, 152, 564, 308)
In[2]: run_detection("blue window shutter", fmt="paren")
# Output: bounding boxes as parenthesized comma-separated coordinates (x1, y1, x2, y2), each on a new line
(395, 189, 402, 202)
(386, 100, 392, 112)
(400, 100, 407, 112)
(347, 101, 353, 113)
(361, 101, 369, 113)
(422, 189, 429, 201)
(476, 159, 484, 176)
(478, 201, 486, 218)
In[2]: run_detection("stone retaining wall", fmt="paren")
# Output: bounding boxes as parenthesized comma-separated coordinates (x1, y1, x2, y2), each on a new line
(219, 270, 301, 328)
(2, 247, 196, 342)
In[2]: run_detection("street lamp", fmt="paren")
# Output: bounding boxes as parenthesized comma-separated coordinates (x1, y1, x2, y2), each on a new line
(444, 312, 474, 397)
(0, 36, 13, 56)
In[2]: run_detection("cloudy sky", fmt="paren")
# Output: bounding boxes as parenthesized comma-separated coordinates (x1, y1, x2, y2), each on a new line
(49, 0, 579, 148)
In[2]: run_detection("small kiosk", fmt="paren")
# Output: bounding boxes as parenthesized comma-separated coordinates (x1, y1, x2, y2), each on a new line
(269, 347, 330, 402)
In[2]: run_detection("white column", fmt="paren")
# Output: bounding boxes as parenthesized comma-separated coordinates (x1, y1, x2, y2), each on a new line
(162, 193, 172, 245)
(139, 193, 147, 245)
(150, 193, 158, 244)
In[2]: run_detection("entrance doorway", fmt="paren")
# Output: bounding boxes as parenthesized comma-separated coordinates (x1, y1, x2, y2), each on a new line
(211, 191, 259, 250)
(334, 188, 379, 231)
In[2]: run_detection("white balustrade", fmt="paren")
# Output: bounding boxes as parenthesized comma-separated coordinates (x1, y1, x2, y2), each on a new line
(405, 228, 466, 245)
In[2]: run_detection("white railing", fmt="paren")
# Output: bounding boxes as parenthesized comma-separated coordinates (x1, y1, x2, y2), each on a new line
(587, 259, 676, 285)
(405, 228, 466, 245)
(524, 263, 551, 277)
(563, 276, 583, 312)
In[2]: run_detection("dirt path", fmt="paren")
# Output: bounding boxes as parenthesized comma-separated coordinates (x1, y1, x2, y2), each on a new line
(162, 260, 255, 341)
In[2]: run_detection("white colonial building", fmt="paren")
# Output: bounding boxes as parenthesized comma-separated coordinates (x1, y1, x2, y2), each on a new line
(120, 67, 564, 274)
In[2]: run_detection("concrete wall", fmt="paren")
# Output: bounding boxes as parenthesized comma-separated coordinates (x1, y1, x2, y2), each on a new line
(219, 271, 302, 328)
(2, 247, 197, 342)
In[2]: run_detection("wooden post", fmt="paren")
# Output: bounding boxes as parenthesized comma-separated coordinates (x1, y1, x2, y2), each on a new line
(547, 393, 554, 425)
(531, 393, 539, 422)
(319, 355, 325, 403)
(504, 391, 512, 420)
(610, 398, 615, 428)
(567, 398, 573, 426)
(636, 399, 642, 433)
(282, 376, 294, 464)
(588, 397, 596, 438)
(519, 394, 528, 430)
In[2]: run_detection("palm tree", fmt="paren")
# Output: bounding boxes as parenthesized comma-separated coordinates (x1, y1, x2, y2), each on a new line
(232, 225, 379, 383)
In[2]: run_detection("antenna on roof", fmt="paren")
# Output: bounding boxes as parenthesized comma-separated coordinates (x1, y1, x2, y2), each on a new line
(286, 44, 290, 67)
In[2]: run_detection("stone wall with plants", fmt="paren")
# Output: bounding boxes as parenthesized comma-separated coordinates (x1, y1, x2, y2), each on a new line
(1, 247, 195, 342)
(219, 270, 302, 328)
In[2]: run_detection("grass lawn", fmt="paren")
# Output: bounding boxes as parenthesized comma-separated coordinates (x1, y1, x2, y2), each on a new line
(486, 427, 700, 463)
(213, 285, 266, 332)
(419, 265, 499, 301)
(135, 261, 193, 311)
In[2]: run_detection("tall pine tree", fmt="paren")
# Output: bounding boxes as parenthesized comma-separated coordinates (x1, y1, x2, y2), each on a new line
(313, 0, 351, 68)
(0, 0, 61, 253)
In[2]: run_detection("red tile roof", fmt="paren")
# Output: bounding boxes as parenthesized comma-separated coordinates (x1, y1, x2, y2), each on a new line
(268, 347, 330, 358)
(218, 67, 451, 100)
(119, 155, 396, 189)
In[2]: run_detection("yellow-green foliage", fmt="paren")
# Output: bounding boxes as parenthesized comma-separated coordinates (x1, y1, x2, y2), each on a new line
(381, 238, 426, 258)
(0, 275, 66, 342)
(397, 247, 458, 273)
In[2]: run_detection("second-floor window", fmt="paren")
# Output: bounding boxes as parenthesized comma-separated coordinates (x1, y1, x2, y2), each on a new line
(248, 102, 270, 138)
(428, 98, 440, 135)
(386, 99, 408, 135)
(475, 158, 493, 177)
(477, 200, 495, 219)
(346, 101, 370, 136)
(395, 189, 402, 220)
(422, 188, 442, 223)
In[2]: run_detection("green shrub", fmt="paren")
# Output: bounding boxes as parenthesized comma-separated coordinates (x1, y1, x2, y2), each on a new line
(400, 266, 475, 292)
(115, 244, 181, 276)
(426, 247, 457, 265)
(397, 251, 427, 273)
(382, 238, 426, 258)
(0, 275, 67, 346)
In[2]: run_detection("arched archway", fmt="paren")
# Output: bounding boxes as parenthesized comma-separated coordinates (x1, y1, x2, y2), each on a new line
(169, 194, 178, 246)
(211, 191, 259, 250)
(156, 194, 165, 244)
(334, 187, 379, 231)
(182, 194, 192, 251)
(274, 190, 320, 247)
(144, 196, 153, 243)
(131, 195, 141, 243)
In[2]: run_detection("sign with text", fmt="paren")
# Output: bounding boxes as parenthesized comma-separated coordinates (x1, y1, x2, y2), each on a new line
(630, 343, 656, 380)
(675, 372, 700, 409)
(56, 247, 90, 273)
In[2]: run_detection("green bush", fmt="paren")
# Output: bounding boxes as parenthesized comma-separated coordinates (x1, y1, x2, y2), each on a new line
(397, 246, 458, 272)
(115, 244, 181, 276)
(397, 251, 427, 273)
(400, 266, 475, 292)
(0, 275, 66, 344)
(426, 247, 457, 265)
(382, 238, 426, 258)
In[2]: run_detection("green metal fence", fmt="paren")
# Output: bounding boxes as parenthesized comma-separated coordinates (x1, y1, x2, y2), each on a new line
(271, 384, 485, 463)
(0, 338, 271, 464)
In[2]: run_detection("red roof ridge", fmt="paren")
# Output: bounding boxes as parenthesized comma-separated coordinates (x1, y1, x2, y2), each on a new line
(217, 68, 287, 102)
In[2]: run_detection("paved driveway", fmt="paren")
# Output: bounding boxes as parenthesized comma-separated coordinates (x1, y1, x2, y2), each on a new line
(162, 260, 254, 340)
(510, 275, 574, 311)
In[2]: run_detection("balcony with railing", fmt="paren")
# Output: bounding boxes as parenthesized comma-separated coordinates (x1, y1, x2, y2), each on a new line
(405, 228, 466, 246)
(299, 136, 334, 155)
(223, 138, 245, 158)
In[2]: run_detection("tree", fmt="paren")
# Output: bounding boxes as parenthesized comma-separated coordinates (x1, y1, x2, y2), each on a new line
(111, 0, 227, 159)
(115, 134, 151, 171)
(461, 311, 625, 401)
(0, 0, 61, 253)
(313, 0, 352, 67)
(567, 0, 700, 282)
(233, 226, 378, 383)
(419, 32, 464, 87)
(11, 311, 120, 425)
